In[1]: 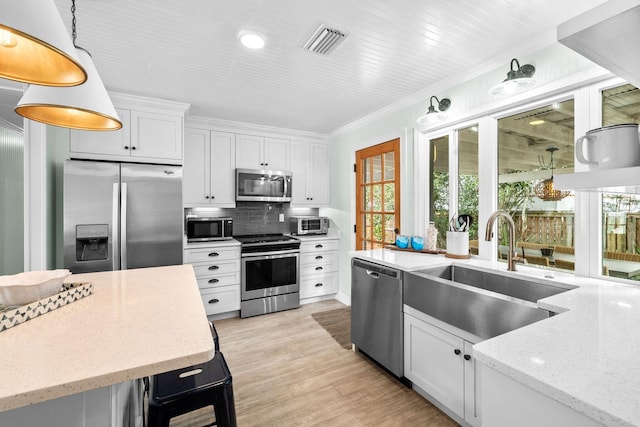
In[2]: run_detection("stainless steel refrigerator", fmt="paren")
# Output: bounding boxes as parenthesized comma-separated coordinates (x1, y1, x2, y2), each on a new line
(64, 159, 183, 273)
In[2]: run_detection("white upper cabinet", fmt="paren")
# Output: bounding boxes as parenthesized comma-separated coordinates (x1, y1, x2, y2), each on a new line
(290, 141, 329, 207)
(183, 128, 235, 207)
(235, 134, 290, 170)
(69, 94, 189, 165)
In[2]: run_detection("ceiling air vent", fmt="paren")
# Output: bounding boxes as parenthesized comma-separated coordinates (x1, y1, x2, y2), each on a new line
(303, 24, 347, 55)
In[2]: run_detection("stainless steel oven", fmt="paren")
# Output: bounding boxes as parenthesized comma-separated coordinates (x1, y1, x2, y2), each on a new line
(237, 234, 300, 318)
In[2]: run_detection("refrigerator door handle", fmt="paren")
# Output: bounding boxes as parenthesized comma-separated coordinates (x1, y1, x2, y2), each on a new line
(112, 182, 120, 270)
(121, 182, 128, 270)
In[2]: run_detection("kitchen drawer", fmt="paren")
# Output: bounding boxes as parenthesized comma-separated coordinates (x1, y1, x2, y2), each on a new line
(301, 251, 338, 266)
(300, 240, 338, 253)
(191, 260, 240, 277)
(196, 272, 240, 290)
(301, 261, 337, 276)
(200, 285, 240, 315)
(184, 246, 240, 263)
(300, 272, 338, 299)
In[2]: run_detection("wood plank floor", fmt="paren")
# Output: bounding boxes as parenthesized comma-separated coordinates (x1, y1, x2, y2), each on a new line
(171, 300, 458, 426)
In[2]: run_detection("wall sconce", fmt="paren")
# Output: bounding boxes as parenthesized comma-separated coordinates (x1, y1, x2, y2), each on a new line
(417, 96, 451, 125)
(489, 58, 536, 96)
(0, 0, 87, 87)
(15, 0, 122, 131)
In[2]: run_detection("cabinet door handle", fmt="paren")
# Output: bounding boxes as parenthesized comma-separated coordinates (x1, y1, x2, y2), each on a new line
(211, 195, 215, 199)
(315, 255, 323, 260)
(124, 146, 129, 149)
(454, 349, 461, 355)
(208, 265, 219, 270)
(315, 283, 323, 287)
(260, 162, 264, 166)
(208, 278, 219, 284)
(205, 196, 210, 199)
(315, 244, 323, 248)
(208, 252, 219, 257)
(131, 146, 136, 150)
(315, 266, 323, 271)
(464, 354, 471, 361)
(208, 298, 219, 304)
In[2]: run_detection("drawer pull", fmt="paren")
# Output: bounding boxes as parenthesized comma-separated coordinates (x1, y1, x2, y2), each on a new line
(315, 255, 323, 260)
(208, 265, 219, 270)
(208, 252, 219, 257)
(315, 244, 323, 248)
(315, 266, 323, 271)
(315, 283, 323, 287)
(208, 298, 219, 304)
(208, 278, 219, 284)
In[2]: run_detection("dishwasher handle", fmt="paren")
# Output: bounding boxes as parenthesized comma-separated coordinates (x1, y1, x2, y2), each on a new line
(352, 258, 401, 279)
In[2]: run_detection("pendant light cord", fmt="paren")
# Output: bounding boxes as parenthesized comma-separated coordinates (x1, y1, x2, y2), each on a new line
(71, 0, 77, 47)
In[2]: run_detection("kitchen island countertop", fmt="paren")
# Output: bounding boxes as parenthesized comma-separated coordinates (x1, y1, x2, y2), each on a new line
(0, 264, 214, 412)
(351, 248, 640, 427)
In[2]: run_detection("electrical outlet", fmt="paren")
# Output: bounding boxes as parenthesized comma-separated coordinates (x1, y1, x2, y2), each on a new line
(279, 213, 285, 222)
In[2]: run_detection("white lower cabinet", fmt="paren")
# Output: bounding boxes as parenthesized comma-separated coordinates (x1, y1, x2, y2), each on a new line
(404, 308, 480, 426)
(299, 238, 339, 300)
(184, 243, 240, 315)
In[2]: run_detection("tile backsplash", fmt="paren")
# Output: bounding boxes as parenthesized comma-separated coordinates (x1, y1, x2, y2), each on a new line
(186, 203, 318, 235)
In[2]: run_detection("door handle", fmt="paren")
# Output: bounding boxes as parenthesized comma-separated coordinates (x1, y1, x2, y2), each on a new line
(120, 182, 128, 270)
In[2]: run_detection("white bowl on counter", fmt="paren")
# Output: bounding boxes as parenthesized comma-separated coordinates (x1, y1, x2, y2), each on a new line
(0, 269, 71, 306)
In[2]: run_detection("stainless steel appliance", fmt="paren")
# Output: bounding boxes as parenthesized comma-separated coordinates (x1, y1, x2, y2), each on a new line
(351, 258, 404, 377)
(236, 168, 292, 202)
(289, 216, 329, 235)
(186, 217, 233, 242)
(237, 234, 300, 318)
(64, 159, 183, 273)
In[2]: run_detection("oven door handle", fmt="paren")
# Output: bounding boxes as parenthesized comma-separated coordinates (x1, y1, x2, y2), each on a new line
(242, 249, 299, 258)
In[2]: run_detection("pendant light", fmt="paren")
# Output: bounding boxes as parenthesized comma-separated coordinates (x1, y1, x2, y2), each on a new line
(534, 147, 570, 201)
(0, 0, 86, 86)
(15, 0, 122, 131)
(489, 58, 536, 97)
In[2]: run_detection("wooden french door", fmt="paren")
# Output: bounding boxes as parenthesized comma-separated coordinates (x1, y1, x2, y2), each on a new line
(356, 139, 401, 250)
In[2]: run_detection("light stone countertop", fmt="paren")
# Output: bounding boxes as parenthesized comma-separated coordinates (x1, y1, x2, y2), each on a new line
(351, 248, 640, 427)
(0, 264, 215, 412)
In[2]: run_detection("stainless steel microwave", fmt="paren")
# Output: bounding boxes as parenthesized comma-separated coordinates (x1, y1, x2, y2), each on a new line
(290, 216, 329, 235)
(186, 217, 233, 242)
(236, 168, 292, 202)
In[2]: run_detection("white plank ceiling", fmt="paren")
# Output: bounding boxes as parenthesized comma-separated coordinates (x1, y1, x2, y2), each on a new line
(44, 0, 607, 134)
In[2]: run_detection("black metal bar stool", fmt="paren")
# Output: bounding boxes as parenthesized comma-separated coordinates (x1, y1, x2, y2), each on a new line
(146, 322, 236, 427)
(147, 351, 236, 427)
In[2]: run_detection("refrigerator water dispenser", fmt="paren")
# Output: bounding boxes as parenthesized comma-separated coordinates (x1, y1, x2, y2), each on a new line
(76, 224, 109, 262)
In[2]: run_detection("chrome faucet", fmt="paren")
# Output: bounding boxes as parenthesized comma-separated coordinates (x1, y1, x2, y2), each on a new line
(485, 210, 524, 271)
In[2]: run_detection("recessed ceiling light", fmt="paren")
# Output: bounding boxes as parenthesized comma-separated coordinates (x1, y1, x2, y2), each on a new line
(529, 119, 545, 126)
(238, 30, 266, 50)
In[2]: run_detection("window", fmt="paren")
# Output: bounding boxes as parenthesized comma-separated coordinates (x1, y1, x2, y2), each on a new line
(430, 135, 449, 248)
(355, 139, 400, 250)
(497, 99, 575, 271)
(601, 83, 640, 281)
(458, 125, 479, 252)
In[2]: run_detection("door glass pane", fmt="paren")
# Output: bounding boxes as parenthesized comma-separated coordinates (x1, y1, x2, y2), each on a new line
(459, 125, 479, 242)
(365, 214, 372, 239)
(373, 214, 383, 241)
(601, 83, 640, 281)
(364, 186, 371, 210)
(372, 155, 382, 182)
(384, 214, 396, 243)
(430, 136, 449, 248)
(384, 152, 395, 180)
(384, 183, 395, 212)
(372, 184, 382, 211)
(363, 158, 371, 183)
(498, 99, 575, 271)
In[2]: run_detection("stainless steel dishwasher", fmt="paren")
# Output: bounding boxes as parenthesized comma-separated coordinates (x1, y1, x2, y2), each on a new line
(351, 258, 403, 377)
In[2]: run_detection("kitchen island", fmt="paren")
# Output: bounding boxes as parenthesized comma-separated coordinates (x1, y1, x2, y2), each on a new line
(0, 264, 215, 426)
(352, 249, 640, 427)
